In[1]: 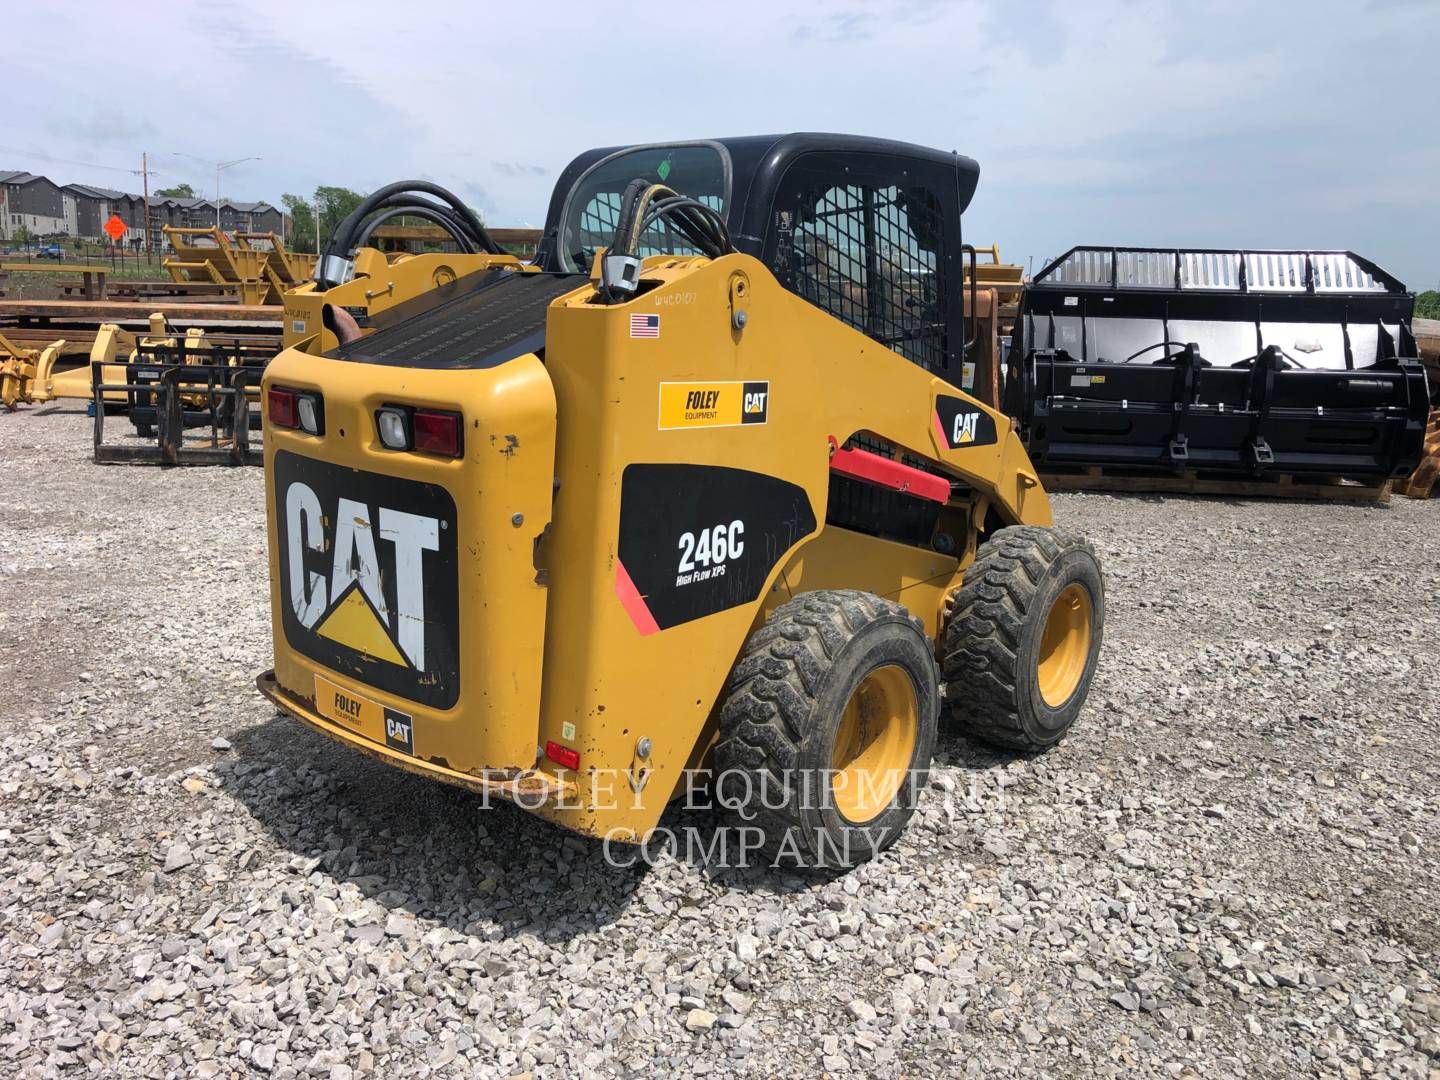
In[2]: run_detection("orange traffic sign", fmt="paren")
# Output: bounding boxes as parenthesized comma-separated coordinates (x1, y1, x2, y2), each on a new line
(103, 214, 127, 242)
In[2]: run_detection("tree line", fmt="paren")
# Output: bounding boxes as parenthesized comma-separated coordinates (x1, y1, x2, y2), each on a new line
(280, 187, 366, 254)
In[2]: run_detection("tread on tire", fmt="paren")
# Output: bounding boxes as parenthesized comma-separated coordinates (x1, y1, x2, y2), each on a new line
(713, 589, 940, 869)
(940, 525, 1104, 751)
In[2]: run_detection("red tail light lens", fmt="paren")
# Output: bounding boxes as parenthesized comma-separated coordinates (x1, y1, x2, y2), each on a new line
(413, 409, 462, 457)
(268, 387, 323, 434)
(267, 388, 298, 428)
(545, 741, 580, 771)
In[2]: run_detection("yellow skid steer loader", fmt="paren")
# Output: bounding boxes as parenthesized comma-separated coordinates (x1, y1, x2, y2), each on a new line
(257, 135, 1104, 867)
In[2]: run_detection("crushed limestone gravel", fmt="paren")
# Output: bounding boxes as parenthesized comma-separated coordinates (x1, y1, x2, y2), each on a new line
(1, 406, 1437, 1078)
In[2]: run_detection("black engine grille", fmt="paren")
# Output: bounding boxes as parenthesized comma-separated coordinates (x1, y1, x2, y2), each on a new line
(333, 271, 582, 369)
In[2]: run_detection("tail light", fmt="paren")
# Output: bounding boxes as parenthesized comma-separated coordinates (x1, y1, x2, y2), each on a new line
(375, 406, 463, 458)
(267, 387, 323, 434)
(296, 396, 321, 434)
(376, 406, 410, 450)
(413, 409, 462, 457)
(545, 741, 580, 770)
(267, 388, 297, 428)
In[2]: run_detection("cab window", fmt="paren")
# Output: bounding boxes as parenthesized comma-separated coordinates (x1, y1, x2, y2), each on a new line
(558, 145, 729, 273)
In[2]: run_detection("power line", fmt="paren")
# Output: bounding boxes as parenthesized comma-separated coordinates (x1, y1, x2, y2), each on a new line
(0, 145, 163, 177)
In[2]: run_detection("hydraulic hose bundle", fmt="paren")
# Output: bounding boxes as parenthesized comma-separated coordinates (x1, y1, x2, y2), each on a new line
(598, 178, 733, 303)
(314, 181, 506, 290)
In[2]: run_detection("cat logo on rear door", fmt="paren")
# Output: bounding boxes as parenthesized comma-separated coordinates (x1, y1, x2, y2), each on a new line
(273, 451, 460, 709)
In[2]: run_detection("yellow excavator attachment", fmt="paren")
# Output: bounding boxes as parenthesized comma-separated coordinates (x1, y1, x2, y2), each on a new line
(0, 332, 68, 410)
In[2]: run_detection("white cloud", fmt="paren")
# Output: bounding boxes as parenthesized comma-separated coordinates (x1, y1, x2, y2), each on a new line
(6, 0, 1436, 286)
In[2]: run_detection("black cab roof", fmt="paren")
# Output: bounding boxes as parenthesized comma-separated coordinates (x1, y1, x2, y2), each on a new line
(536, 133, 979, 269)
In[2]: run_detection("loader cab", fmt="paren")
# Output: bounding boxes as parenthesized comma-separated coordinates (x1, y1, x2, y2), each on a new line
(539, 133, 980, 376)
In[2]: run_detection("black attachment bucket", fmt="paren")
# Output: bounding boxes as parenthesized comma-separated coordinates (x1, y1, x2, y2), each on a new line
(1006, 247, 1431, 480)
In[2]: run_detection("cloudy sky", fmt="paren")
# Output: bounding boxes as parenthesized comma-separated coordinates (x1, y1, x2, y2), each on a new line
(7, 0, 1437, 288)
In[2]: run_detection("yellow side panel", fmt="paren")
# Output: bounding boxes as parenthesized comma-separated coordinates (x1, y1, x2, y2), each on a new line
(772, 527, 959, 640)
(530, 253, 1047, 840)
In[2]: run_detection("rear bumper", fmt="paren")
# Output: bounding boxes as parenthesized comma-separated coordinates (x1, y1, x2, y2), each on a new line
(255, 670, 575, 806)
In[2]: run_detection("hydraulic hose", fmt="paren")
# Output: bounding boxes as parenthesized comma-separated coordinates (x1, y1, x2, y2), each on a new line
(598, 179, 733, 303)
(352, 204, 478, 254)
(315, 180, 504, 288)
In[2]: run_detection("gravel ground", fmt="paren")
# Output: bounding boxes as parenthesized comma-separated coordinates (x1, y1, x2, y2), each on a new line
(2, 406, 1437, 1079)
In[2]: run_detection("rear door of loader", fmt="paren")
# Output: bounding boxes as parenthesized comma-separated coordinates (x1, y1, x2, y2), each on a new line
(263, 272, 575, 779)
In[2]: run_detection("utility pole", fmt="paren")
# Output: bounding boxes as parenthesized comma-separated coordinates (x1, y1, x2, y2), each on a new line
(142, 151, 152, 262)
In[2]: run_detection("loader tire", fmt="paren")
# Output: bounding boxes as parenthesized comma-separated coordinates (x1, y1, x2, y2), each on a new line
(713, 590, 939, 869)
(940, 526, 1103, 751)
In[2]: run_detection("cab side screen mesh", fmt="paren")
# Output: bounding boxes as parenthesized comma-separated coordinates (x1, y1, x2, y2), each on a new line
(780, 183, 948, 372)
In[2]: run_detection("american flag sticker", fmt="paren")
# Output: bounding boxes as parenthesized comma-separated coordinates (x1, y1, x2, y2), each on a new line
(629, 313, 660, 339)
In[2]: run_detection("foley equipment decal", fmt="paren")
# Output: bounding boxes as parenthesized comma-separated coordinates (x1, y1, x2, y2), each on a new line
(274, 451, 460, 709)
(658, 381, 769, 430)
(614, 463, 816, 633)
(314, 674, 416, 755)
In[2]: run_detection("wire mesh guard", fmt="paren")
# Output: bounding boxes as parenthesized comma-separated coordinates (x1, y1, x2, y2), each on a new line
(575, 191, 725, 266)
(781, 184, 948, 373)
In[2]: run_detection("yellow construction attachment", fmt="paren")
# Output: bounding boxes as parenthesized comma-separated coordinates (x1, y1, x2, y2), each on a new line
(235, 232, 316, 302)
(0, 331, 68, 410)
(35, 314, 213, 405)
(162, 226, 271, 305)
(962, 243, 1026, 328)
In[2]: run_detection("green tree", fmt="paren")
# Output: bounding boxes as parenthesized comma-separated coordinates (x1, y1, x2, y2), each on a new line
(13, 225, 31, 244)
(282, 193, 317, 253)
(314, 185, 365, 246)
(281, 186, 364, 253)
(1415, 289, 1440, 321)
(154, 183, 196, 199)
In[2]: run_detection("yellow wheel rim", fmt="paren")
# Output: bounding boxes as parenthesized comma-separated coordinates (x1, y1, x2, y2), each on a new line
(1038, 583, 1093, 707)
(830, 664, 918, 823)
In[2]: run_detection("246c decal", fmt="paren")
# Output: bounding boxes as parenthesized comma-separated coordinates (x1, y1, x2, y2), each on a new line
(676, 520, 745, 584)
(615, 464, 815, 633)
